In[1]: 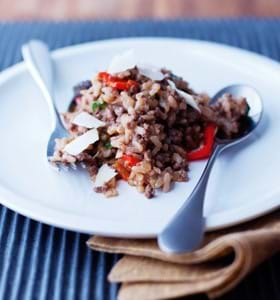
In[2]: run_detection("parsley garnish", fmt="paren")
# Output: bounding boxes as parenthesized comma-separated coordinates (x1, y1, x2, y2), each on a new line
(104, 142, 112, 149)
(92, 100, 107, 112)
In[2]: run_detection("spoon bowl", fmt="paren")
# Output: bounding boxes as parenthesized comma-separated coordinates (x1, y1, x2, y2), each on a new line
(212, 84, 263, 146)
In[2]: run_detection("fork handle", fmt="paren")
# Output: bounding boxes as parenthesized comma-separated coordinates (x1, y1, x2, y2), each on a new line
(22, 40, 61, 130)
(158, 144, 224, 253)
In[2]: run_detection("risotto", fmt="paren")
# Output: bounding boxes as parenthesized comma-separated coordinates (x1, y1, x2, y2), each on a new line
(51, 54, 249, 198)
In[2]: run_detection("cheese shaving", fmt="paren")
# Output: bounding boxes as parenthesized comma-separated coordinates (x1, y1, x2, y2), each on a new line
(64, 128, 99, 156)
(94, 164, 117, 187)
(108, 49, 137, 74)
(107, 50, 165, 81)
(72, 112, 106, 128)
(168, 80, 200, 112)
(138, 64, 165, 81)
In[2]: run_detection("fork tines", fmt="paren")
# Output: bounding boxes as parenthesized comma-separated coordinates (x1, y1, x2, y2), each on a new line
(48, 158, 84, 172)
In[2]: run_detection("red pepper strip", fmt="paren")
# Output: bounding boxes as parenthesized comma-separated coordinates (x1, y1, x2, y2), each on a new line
(114, 160, 130, 180)
(98, 72, 110, 82)
(98, 72, 137, 91)
(115, 155, 141, 180)
(187, 124, 217, 161)
(122, 154, 141, 169)
(110, 80, 137, 90)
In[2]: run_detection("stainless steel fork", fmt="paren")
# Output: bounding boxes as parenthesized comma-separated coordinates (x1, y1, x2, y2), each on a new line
(22, 40, 74, 171)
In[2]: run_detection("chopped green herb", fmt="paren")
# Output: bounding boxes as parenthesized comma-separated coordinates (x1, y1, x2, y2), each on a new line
(104, 142, 112, 149)
(92, 100, 107, 112)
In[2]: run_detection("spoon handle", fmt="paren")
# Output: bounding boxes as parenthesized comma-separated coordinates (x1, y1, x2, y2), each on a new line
(158, 144, 223, 253)
(22, 40, 62, 131)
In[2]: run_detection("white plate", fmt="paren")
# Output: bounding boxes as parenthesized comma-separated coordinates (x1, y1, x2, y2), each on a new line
(0, 38, 279, 238)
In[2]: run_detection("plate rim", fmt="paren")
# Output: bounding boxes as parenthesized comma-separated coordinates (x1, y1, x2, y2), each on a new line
(0, 37, 280, 237)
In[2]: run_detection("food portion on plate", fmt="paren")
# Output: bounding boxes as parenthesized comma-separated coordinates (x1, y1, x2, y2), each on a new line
(51, 51, 249, 198)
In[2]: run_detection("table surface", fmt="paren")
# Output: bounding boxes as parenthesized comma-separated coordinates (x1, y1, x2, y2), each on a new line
(0, 20, 280, 300)
(1, 0, 280, 20)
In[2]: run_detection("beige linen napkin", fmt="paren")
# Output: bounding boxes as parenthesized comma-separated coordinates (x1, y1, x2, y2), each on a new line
(87, 210, 280, 300)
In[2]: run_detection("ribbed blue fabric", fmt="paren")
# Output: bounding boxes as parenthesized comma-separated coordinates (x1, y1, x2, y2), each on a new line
(0, 20, 280, 300)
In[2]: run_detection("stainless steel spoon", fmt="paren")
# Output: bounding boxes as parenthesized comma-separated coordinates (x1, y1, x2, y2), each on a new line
(158, 84, 263, 254)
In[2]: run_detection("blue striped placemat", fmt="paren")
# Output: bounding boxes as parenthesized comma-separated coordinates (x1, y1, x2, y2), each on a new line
(0, 20, 280, 300)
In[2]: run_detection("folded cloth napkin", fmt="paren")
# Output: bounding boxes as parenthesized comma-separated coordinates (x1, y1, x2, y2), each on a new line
(87, 210, 280, 300)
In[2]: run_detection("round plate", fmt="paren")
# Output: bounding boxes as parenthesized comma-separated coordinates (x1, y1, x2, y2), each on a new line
(0, 38, 279, 237)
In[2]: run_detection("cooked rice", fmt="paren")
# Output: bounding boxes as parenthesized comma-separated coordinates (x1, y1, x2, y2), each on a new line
(51, 67, 249, 198)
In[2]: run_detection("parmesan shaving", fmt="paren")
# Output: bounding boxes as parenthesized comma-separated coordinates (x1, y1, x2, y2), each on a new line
(168, 80, 200, 112)
(64, 128, 99, 156)
(107, 49, 165, 81)
(94, 164, 117, 187)
(72, 112, 106, 128)
(138, 65, 165, 81)
(107, 49, 137, 74)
